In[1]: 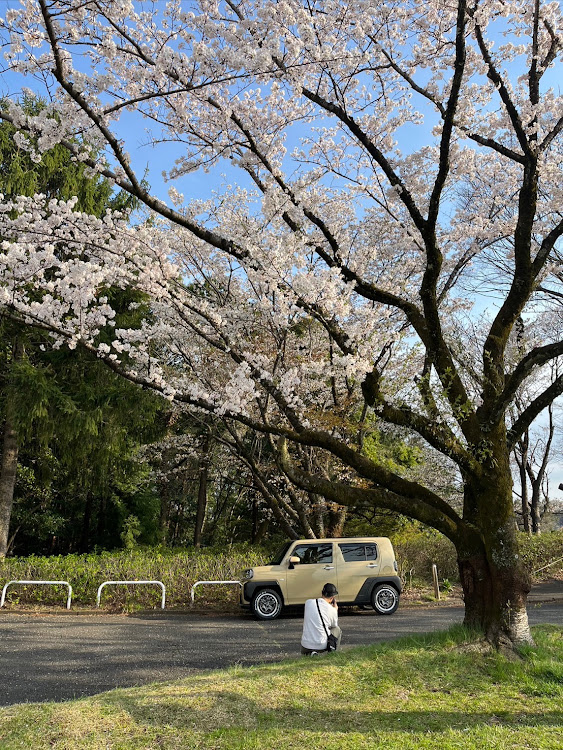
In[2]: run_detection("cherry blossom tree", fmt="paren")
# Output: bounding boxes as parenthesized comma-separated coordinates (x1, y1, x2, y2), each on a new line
(1, 0, 563, 649)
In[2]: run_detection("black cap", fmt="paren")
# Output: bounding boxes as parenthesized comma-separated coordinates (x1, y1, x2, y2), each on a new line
(322, 583, 338, 597)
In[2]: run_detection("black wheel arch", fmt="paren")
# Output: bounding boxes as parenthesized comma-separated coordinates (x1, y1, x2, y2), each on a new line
(243, 580, 284, 604)
(353, 576, 402, 605)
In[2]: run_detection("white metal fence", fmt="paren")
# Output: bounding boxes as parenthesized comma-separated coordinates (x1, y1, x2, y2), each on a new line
(0, 577, 248, 610)
(0, 580, 73, 610)
(96, 580, 166, 609)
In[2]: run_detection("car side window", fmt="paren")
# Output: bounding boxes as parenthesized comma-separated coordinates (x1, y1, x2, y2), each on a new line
(339, 543, 378, 562)
(339, 543, 365, 561)
(292, 544, 333, 564)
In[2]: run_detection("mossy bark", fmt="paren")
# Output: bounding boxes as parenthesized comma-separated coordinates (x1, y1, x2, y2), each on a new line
(458, 448, 533, 647)
(458, 536, 532, 648)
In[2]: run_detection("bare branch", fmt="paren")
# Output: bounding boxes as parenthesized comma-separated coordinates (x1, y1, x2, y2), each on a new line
(507, 373, 563, 449)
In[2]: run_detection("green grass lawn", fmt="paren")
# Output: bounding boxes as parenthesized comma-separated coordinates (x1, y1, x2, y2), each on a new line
(1, 625, 562, 749)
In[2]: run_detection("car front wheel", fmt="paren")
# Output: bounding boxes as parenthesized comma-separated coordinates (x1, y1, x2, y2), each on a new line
(371, 584, 399, 615)
(251, 588, 283, 620)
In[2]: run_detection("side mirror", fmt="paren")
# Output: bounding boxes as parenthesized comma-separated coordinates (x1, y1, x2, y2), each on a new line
(288, 555, 300, 569)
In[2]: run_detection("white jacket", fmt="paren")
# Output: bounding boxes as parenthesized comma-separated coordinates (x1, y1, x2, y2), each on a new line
(301, 598, 338, 650)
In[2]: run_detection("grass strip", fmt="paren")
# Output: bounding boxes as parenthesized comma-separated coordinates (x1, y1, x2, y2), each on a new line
(0, 625, 562, 749)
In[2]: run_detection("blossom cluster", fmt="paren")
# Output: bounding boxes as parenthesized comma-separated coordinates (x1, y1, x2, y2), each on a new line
(0, 0, 561, 451)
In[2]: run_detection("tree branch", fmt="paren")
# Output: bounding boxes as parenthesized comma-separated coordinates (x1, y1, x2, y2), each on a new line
(427, 0, 467, 229)
(361, 366, 478, 474)
(470, 8, 532, 156)
(278, 439, 461, 542)
(488, 340, 563, 429)
(373, 40, 525, 164)
(507, 373, 563, 449)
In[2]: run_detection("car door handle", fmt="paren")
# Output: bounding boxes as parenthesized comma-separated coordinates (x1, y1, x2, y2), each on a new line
(367, 563, 379, 568)
(323, 565, 335, 570)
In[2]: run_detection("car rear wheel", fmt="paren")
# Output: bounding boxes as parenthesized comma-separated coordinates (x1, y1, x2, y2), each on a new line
(371, 584, 399, 615)
(251, 588, 283, 620)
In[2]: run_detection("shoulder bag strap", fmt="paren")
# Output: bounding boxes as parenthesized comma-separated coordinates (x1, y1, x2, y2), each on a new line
(315, 598, 329, 637)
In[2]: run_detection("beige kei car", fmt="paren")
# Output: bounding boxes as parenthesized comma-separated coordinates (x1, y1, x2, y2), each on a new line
(240, 537, 401, 620)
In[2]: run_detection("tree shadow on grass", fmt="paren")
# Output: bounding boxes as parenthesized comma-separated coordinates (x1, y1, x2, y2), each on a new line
(98, 689, 563, 737)
(94, 626, 563, 740)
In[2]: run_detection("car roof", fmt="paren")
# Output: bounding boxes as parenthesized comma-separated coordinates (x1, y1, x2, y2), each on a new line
(292, 537, 390, 543)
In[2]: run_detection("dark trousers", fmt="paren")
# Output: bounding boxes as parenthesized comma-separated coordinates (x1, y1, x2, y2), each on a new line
(301, 625, 342, 654)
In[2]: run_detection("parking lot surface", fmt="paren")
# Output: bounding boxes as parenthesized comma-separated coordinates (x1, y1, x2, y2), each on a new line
(0, 582, 561, 706)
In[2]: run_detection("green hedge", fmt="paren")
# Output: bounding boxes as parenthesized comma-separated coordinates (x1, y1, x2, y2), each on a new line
(392, 530, 459, 585)
(392, 528, 563, 586)
(0, 531, 561, 610)
(0, 546, 269, 610)
(519, 531, 563, 578)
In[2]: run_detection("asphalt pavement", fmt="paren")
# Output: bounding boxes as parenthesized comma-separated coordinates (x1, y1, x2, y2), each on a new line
(0, 580, 561, 706)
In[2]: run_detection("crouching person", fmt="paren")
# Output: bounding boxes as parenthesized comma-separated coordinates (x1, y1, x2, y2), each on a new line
(301, 583, 342, 656)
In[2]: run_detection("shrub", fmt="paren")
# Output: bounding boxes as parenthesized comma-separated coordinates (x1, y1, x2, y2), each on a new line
(391, 527, 563, 587)
(0, 530, 561, 610)
(391, 527, 458, 586)
(518, 530, 563, 579)
(0, 545, 269, 610)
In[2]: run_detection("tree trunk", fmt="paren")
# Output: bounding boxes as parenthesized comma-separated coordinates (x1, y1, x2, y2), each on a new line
(530, 487, 542, 535)
(529, 401, 554, 536)
(194, 435, 209, 548)
(251, 492, 258, 542)
(158, 481, 171, 545)
(0, 338, 24, 558)
(96, 494, 106, 545)
(254, 518, 270, 544)
(311, 494, 325, 537)
(80, 491, 93, 552)
(515, 433, 531, 533)
(325, 504, 347, 538)
(520, 477, 531, 533)
(458, 547, 532, 648)
(0, 402, 19, 558)
(459, 467, 533, 648)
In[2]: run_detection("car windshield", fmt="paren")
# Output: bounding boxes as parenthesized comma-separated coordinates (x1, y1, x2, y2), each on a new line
(268, 542, 292, 565)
